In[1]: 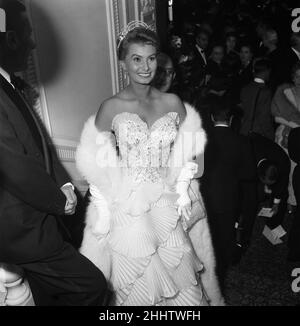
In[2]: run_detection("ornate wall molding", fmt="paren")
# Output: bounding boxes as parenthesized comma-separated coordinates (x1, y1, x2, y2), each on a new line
(106, 0, 130, 93)
(134, 0, 156, 29)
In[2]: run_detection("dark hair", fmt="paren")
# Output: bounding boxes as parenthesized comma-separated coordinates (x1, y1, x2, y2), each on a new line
(257, 159, 278, 185)
(195, 29, 209, 40)
(253, 58, 272, 75)
(210, 96, 233, 121)
(0, 0, 26, 37)
(225, 32, 237, 41)
(291, 61, 300, 80)
(239, 44, 253, 53)
(117, 26, 159, 60)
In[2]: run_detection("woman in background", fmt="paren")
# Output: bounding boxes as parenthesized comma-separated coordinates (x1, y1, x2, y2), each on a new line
(271, 62, 300, 210)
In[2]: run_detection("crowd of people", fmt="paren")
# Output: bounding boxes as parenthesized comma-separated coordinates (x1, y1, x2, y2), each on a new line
(152, 0, 300, 294)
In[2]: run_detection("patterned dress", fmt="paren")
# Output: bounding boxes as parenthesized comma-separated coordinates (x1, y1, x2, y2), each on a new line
(101, 111, 208, 306)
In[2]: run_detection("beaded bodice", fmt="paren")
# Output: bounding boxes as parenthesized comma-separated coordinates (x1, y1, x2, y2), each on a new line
(111, 111, 179, 183)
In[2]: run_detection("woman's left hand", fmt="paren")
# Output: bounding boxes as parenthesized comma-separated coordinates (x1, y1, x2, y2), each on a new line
(177, 192, 192, 221)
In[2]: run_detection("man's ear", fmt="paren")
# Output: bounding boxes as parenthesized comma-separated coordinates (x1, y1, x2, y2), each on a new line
(5, 30, 20, 50)
(211, 114, 215, 122)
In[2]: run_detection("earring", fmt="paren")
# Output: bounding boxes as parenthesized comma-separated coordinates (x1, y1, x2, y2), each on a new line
(123, 70, 129, 84)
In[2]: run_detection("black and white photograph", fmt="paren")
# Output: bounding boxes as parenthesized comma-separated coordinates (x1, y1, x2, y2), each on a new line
(0, 0, 300, 311)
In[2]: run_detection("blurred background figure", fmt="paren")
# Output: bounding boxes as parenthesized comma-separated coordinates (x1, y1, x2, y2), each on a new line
(206, 45, 230, 98)
(239, 58, 274, 140)
(287, 127, 300, 262)
(271, 62, 300, 210)
(152, 52, 176, 93)
(201, 96, 255, 293)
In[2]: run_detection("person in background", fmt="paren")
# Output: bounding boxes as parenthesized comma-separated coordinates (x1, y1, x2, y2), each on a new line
(287, 127, 300, 262)
(262, 29, 284, 93)
(206, 45, 230, 98)
(223, 32, 240, 81)
(239, 58, 274, 140)
(151, 52, 176, 93)
(281, 32, 300, 84)
(192, 29, 210, 88)
(230, 44, 254, 131)
(271, 61, 300, 211)
(201, 96, 255, 292)
(238, 133, 290, 246)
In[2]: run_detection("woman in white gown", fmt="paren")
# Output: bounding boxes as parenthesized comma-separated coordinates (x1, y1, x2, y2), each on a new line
(76, 22, 224, 306)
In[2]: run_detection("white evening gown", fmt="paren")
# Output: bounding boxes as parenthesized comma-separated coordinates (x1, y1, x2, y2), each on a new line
(77, 106, 224, 306)
(97, 111, 208, 306)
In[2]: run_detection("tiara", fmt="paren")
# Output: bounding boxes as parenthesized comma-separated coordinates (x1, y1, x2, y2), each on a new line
(117, 20, 155, 50)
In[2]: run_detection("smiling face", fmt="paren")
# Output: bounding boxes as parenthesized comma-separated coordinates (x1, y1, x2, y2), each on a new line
(122, 42, 157, 85)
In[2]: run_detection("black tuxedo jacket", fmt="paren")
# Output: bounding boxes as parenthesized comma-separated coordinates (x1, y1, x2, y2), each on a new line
(0, 75, 69, 264)
(190, 46, 208, 87)
(240, 81, 274, 140)
(201, 126, 255, 213)
(282, 48, 300, 84)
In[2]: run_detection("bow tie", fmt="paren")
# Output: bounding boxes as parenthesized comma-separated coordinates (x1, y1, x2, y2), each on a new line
(10, 74, 28, 91)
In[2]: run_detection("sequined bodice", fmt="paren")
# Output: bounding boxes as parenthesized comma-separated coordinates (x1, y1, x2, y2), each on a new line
(111, 111, 179, 183)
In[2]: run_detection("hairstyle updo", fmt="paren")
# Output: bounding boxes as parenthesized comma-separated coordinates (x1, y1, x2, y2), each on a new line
(117, 25, 159, 61)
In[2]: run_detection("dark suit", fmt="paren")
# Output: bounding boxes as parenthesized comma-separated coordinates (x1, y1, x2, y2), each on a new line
(190, 46, 208, 88)
(266, 48, 286, 93)
(0, 74, 106, 305)
(201, 125, 255, 289)
(239, 133, 290, 243)
(240, 81, 274, 141)
(287, 128, 300, 261)
(281, 47, 300, 84)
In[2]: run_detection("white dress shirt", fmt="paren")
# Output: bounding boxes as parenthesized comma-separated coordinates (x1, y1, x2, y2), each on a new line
(0, 66, 14, 88)
(291, 47, 300, 61)
(254, 77, 265, 84)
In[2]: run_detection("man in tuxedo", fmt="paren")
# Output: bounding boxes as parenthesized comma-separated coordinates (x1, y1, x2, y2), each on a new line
(201, 96, 255, 291)
(191, 29, 209, 89)
(0, 0, 106, 305)
(282, 32, 300, 84)
(240, 58, 274, 141)
(262, 29, 285, 93)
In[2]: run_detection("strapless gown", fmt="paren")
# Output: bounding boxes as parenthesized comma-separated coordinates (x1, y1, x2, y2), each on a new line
(94, 111, 208, 306)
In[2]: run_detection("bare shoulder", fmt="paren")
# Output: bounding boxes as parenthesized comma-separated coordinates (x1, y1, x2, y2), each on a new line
(161, 92, 186, 123)
(95, 96, 120, 131)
